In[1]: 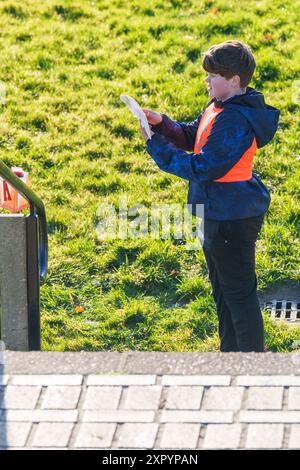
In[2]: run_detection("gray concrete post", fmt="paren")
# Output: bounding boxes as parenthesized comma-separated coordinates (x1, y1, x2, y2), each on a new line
(0, 214, 29, 350)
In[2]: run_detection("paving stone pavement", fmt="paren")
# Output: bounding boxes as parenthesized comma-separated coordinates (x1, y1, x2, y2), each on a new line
(1, 351, 300, 449)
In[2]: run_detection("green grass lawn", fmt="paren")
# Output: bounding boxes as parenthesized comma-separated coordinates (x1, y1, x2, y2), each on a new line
(0, 0, 299, 351)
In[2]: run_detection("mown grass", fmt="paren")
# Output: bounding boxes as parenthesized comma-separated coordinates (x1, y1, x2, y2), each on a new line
(0, 0, 299, 351)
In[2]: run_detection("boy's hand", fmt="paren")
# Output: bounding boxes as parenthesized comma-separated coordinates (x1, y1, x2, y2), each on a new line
(142, 108, 163, 125)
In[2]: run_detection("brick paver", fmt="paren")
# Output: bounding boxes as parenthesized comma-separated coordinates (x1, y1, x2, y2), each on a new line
(240, 410, 300, 422)
(288, 424, 300, 449)
(288, 387, 300, 409)
(82, 410, 155, 422)
(2, 351, 300, 449)
(86, 375, 156, 386)
(31, 423, 74, 448)
(245, 424, 284, 449)
(237, 376, 300, 386)
(83, 386, 122, 410)
(114, 423, 159, 449)
(202, 424, 242, 449)
(246, 386, 283, 410)
(202, 386, 244, 410)
(162, 375, 231, 386)
(0, 386, 41, 409)
(160, 410, 234, 423)
(160, 423, 201, 449)
(165, 386, 204, 409)
(122, 385, 162, 410)
(73, 423, 116, 448)
(0, 422, 31, 448)
(1, 409, 78, 422)
(41, 386, 81, 409)
(10, 375, 83, 386)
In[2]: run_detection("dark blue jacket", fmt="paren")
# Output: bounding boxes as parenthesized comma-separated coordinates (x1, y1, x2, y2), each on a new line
(146, 86, 280, 220)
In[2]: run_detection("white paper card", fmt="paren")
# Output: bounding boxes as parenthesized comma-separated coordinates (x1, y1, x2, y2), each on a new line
(120, 94, 154, 139)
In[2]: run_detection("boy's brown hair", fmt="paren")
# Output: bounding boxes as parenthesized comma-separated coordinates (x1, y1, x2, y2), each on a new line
(202, 40, 256, 89)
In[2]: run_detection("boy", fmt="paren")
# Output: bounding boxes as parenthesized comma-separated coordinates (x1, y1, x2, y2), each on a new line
(140, 39, 280, 352)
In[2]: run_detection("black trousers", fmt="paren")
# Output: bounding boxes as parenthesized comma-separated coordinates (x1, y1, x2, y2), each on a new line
(200, 214, 265, 352)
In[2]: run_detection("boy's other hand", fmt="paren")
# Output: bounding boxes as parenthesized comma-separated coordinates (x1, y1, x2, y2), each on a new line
(142, 108, 163, 125)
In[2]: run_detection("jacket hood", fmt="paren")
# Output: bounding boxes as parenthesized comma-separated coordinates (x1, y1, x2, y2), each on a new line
(207, 86, 280, 148)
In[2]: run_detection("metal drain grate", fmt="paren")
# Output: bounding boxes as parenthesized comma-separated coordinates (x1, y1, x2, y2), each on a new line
(261, 300, 300, 322)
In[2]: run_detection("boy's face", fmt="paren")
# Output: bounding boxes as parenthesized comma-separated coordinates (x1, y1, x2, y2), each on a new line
(205, 72, 241, 101)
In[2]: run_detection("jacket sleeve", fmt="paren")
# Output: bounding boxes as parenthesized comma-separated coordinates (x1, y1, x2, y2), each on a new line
(146, 110, 255, 182)
(150, 112, 203, 151)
